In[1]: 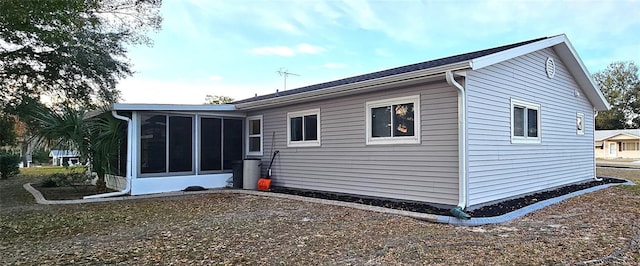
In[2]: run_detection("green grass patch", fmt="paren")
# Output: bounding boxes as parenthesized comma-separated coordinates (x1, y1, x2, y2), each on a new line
(19, 166, 86, 177)
(622, 184, 640, 195)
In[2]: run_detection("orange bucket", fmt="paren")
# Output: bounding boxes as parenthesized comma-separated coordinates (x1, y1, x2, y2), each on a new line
(257, 178, 272, 191)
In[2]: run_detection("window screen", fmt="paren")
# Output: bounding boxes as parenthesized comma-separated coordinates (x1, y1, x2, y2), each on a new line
(200, 117, 222, 171)
(140, 114, 166, 174)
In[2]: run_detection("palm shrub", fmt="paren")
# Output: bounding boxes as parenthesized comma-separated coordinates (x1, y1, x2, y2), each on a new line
(27, 105, 125, 192)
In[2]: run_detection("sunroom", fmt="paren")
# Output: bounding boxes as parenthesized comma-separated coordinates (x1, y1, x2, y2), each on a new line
(111, 103, 246, 195)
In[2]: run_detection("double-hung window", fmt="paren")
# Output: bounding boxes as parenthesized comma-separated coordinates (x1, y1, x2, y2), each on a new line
(366, 95, 421, 145)
(246, 115, 263, 156)
(287, 109, 320, 147)
(511, 99, 541, 144)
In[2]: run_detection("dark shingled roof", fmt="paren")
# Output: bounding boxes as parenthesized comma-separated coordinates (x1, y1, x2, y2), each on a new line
(234, 37, 548, 104)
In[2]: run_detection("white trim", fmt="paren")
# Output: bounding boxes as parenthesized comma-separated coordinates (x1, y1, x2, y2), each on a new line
(246, 115, 264, 156)
(471, 36, 565, 70)
(114, 103, 237, 112)
(365, 95, 421, 145)
(576, 112, 585, 135)
(510, 99, 541, 144)
(287, 109, 321, 147)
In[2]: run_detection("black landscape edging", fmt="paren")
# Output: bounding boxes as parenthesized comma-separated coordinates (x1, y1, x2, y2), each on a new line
(271, 177, 627, 218)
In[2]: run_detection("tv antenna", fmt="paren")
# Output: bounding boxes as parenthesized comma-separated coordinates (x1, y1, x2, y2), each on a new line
(276, 68, 299, 91)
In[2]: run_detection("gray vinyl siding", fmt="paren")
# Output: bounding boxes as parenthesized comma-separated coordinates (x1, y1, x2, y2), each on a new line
(465, 48, 596, 207)
(248, 81, 459, 206)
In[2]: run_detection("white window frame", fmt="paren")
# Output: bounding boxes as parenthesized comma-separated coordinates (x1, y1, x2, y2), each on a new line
(287, 109, 321, 147)
(510, 99, 541, 144)
(576, 112, 585, 135)
(246, 115, 263, 156)
(365, 95, 421, 145)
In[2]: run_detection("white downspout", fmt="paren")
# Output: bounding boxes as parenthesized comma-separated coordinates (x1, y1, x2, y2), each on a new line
(593, 110, 602, 181)
(84, 110, 132, 199)
(446, 70, 470, 219)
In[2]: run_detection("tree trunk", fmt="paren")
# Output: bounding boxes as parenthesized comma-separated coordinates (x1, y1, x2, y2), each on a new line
(95, 169, 107, 193)
(20, 141, 28, 167)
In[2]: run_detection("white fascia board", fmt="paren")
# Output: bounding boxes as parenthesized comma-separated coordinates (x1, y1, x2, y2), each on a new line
(235, 61, 471, 110)
(552, 39, 611, 111)
(113, 103, 237, 112)
(470, 35, 566, 70)
(601, 133, 640, 141)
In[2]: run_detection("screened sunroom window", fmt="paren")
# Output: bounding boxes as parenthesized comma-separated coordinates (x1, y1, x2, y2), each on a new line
(199, 117, 243, 172)
(366, 95, 420, 145)
(287, 109, 320, 147)
(511, 99, 541, 144)
(140, 114, 194, 175)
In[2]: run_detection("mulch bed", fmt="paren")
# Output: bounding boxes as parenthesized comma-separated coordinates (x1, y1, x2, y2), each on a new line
(31, 183, 117, 200)
(271, 177, 626, 218)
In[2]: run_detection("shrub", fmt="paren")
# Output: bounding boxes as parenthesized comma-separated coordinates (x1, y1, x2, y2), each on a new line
(40, 172, 91, 187)
(0, 151, 20, 179)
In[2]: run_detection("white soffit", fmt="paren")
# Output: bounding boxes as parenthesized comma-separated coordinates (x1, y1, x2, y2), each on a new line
(113, 103, 237, 111)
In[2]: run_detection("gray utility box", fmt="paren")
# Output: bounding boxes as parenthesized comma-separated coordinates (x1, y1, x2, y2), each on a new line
(242, 158, 261, 190)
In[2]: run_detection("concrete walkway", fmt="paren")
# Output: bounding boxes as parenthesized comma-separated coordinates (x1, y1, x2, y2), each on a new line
(23, 180, 633, 226)
(596, 160, 640, 169)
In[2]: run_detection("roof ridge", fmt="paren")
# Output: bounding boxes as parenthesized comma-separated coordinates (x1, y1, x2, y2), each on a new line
(234, 36, 550, 104)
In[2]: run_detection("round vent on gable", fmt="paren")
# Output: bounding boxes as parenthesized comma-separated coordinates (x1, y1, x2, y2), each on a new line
(546, 57, 556, 78)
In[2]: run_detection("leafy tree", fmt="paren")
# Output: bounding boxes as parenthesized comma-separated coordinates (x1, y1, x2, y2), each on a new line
(0, 114, 17, 147)
(205, 95, 235, 104)
(0, 0, 162, 110)
(31, 148, 50, 165)
(594, 61, 640, 129)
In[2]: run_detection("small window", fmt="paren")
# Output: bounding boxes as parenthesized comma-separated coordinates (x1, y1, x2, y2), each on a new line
(366, 95, 421, 145)
(511, 99, 541, 144)
(576, 113, 585, 135)
(287, 109, 320, 147)
(246, 115, 263, 156)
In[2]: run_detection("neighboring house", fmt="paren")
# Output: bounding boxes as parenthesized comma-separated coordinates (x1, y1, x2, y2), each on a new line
(595, 129, 640, 159)
(110, 34, 609, 214)
(49, 150, 80, 166)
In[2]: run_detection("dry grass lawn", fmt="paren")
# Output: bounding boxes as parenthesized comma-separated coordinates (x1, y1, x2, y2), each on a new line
(0, 168, 638, 265)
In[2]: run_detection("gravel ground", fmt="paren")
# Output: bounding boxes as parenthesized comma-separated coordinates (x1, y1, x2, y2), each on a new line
(1, 168, 639, 265)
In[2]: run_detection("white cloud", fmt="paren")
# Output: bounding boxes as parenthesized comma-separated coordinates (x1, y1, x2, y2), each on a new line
(296, 43, 325, 54)
(209, 75, 222, 81)
(251, 46, 296, 56)
(251, 43, 326, 56)
(323, 62, 348, 69)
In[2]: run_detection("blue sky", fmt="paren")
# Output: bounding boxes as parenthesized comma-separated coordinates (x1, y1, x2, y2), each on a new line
(118, 0, 640, 104)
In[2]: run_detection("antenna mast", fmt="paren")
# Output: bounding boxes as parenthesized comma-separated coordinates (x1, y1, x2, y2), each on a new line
(276, 68, 299, 91)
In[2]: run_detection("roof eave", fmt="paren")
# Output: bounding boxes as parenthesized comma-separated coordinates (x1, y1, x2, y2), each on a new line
(112, 103, 237, 112)
(236, 61, 472, 110)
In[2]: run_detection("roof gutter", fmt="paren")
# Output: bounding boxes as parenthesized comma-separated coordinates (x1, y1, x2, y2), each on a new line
(84, 110, 132, 199)
(446, 70, 471, 220)
(236, 62, 472, 110)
